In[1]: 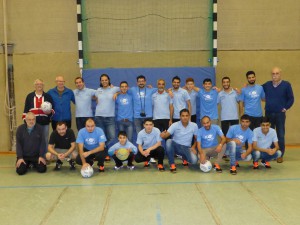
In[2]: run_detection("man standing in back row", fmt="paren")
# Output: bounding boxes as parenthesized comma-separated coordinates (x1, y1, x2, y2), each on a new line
(262, 67, 294, 163)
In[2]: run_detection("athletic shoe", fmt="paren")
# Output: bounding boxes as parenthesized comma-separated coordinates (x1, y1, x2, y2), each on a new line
(277, 157, 283, 163)
(114, 165, 123, 170)
(253, 161, 259, 169)
(170, 164, 177, 173)
(69, 160, 76, 170)
(99, 166, 105, 172)
(127, 165, 135, 170)
(157, 164, 165, 172)
(149, 158, 157, 164)
(144, 161, 150, 168)
(235, 161, 240, 167)
(54, 160, 63, 171)
(175, 154, 182, 159)
(214, 163, 222, 173)
(261, 161, 271, 169)
(230, 166, 237, 175)
(182, 160, 189, 166)
(105, 156, 110, 162)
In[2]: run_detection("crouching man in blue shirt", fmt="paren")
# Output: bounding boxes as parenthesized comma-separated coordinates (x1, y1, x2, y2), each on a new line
(252, 117, 282, 169)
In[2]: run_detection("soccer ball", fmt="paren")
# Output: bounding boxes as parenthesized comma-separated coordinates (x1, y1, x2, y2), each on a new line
(116, 148, 130, 161)
(41, 101, 52, 114)
(200, 160, 212, 173)
(81, 165, 94, 178)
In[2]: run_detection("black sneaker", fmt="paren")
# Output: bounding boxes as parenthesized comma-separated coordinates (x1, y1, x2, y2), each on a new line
(54, 160, 63, 171)
(261, 160, 271, 169)
(214, 163, 222, 173)
(170, 164, 177, 173)
(69, 160, 76, 170)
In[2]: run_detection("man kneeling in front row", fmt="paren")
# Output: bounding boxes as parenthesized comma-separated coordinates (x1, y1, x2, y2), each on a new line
(16, 112, 47, 175)
(252, 117, 282, 169)
(46, 121, 77, 170)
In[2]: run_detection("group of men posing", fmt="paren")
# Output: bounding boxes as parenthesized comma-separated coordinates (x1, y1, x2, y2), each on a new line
(17, 66, 294, 175)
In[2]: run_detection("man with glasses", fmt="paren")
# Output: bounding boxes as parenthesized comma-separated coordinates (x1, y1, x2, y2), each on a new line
(262, 67, 294, 163)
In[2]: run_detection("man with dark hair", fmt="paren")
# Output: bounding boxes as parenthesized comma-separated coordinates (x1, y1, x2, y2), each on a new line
(161, 109, 205, 173)
(73, 76, 96, 131)
(225, 114, 253, 175)
(252, 117, 282, 169)
(46, 121, 77, 170)
(198, 78, 219, 125)
(16, 112, 47, 175)
(135, 119, 165, 171)
(262, 67, 294, 163)
(217, 76, 240, 135)
(171, 76, 191, 123)
(239, 71, 265, 130)
(116, 81, 134, 142)
(129, 75, 157, 134)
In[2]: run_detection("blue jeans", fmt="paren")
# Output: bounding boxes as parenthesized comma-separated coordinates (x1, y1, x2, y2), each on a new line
(94, 116, 116, 148)
(166, 139, 198, 165)
(225, 141, 252, 166)
(266, 112, 286, 156)
(252, 150, 282, 162)
(117, 120, 133, 143)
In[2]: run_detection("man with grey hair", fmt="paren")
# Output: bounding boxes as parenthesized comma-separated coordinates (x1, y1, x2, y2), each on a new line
(23, 78, 54, 155)
(48, 76, 75, 130)
(16, 112, 47, 175)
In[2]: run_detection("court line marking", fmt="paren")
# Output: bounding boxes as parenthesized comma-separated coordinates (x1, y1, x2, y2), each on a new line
(240, 182, 286, 225)
(39, 187, 68, 225)
(195, 184, 222, 225)
(99, 187, 113, 225)
(0, 177, 299, 189)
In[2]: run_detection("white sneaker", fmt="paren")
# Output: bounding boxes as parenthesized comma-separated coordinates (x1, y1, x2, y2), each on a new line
(127, 165, 135, 170)
(149, 158, 157, 164)
(114, 165, 123, 170)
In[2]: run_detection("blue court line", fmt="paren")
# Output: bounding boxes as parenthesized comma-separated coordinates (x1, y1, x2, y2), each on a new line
(0, 177, 300, 189)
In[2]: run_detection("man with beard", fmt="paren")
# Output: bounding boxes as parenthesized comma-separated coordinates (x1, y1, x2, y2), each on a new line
(152, 79, 174, 131)
(239, 71, 265, 130)
(217, 77, 240, 135)
(129, 75, 157, 134)
(171, 76, 191, 123)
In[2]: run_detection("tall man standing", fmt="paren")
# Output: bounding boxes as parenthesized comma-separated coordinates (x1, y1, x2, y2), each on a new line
(262, 67, 294, 163)
(48, 76, 75, 130)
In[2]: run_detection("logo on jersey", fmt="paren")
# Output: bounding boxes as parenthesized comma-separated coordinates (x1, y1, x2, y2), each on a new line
(236, 135, 244, 142)
(248, 91, 259, 98)
(86, 138, 96, 145)
(203, 94, 213, 101)
(138, 92, 145, 98)
(121, 98, 129, 105)
(204, 134, 214, 142)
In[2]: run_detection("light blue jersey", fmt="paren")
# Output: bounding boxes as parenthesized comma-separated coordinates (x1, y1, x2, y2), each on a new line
(108, 140, 138, 156)
(217, 89, 239, 121)
(116, 93, 134, 121)
(167, 121, 198, 147)
(197, 125, 224, 148)
(136, 127, 162, 149)
(152, 91, 173, 120)
(73, 88, 96, 117)
(188, 90, 198, 116)
(198, 89, 218, 120)
(76, 127, 107, 151)
(253, 127, 278, 149)
(172, 88, 190, 119)
(226, 125, 253, 150)
(240, 85, 265, 117)
(129, 87, 157, 118)
(95, 86, 120, 117)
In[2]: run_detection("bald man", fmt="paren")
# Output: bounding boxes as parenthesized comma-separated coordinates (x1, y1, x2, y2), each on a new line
(262, 67, 294, 163)
(48, 76, 75, 130)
